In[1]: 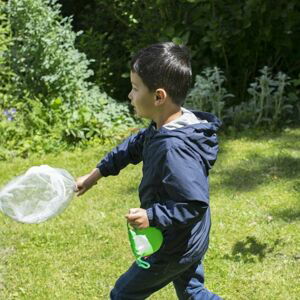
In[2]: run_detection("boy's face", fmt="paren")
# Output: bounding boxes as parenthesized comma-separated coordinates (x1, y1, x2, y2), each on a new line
(128, 71, 157, 119)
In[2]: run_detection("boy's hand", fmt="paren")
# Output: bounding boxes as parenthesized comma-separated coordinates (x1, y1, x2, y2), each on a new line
(75, 168, 102, 196)
(126, 208, 149, 229)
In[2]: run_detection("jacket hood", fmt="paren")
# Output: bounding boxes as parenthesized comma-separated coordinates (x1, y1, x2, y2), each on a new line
(148, 110, 221, 172)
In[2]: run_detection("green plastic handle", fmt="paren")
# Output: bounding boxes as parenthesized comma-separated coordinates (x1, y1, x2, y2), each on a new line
(136, 257, 150, 269)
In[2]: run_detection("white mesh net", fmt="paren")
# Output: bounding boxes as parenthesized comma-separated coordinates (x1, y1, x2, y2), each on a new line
(0, 165, 75, 224)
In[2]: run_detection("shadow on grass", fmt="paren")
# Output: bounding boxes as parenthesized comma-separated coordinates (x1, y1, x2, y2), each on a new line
(271, 208, 300, 222)
(223, 236, 281, 263)
(217, 153, 300, 191)
(125, 186, 139, 195)
(220, 127, 300, 144)
(270, 180, 300, 222)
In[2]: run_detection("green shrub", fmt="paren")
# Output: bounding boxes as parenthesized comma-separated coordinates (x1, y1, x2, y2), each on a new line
(6, 0, 136, 129)
(0, 94, 64, 160)
(0, 92, 138, 160)
(185, 67, 234, 120)
(187, 66, 298, 129)
(60, 0, 300, 105)
(7, 0, 92, 104)
(246, 67, 293, 127)
(226, 67, 294, 129)
(0, 0, 137, 160)
(0, 2, 15, 106)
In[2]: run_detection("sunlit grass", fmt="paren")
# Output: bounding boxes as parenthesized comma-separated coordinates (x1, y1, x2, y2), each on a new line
(0, 128, 299, 299)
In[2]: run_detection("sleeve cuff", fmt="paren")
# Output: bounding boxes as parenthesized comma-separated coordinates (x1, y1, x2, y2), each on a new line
(96, 161, 109, 177)
(146, 208, 155, 227)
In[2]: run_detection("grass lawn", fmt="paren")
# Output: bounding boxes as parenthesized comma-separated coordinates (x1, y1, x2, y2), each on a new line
(0, 128, 300, 299)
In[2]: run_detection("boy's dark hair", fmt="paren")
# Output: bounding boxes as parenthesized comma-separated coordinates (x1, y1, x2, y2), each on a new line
(131, 42, 192, 106)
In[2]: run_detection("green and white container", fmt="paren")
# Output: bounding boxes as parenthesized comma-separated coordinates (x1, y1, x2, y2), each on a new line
(127, 223, 163, 269)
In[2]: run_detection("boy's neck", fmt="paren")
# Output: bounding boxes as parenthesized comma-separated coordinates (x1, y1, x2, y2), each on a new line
(153, 106, 182, 129)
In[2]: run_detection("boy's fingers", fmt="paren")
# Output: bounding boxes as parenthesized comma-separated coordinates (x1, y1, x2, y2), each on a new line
(125, 213, 139, 221)
(126, 218, 134, 227)
(125, 209, 138, 219)
(76, 187, 86, 197)
(128, 218, 143, 227)
(128, 208, 139, 214)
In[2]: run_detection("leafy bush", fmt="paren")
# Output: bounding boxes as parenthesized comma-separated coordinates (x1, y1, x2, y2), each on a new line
(5, 0, 136, 125)
(0, 92, 138, 160)
(0, 2, 15, 106)
(0, 102, 61, 160)
(187, 66, 298, 129)
(185, 67, 233, 120)
(246, 67, 293, 127)
(7, 0, 92, 104)
(227, 67, 295, 129)
(0, 0, 137, 160)
(59, 0, 300, 105)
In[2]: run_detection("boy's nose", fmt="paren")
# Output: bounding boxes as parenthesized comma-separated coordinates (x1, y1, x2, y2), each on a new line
(128, 91, 132, 100)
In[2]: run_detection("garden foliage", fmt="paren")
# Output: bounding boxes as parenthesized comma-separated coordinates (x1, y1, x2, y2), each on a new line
(0, 0, 136, 160)
(185, 67, 234, 120)
(0, 0, 299, 161)
(0, 1, 14, 106)
(59, 0, 300, 105)
(186, 66, 299, 129)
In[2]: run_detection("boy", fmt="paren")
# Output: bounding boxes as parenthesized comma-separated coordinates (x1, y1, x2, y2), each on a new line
(76, 42, 222, 299)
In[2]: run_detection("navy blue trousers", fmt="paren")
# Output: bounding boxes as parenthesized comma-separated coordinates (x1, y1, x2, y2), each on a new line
(110, 255, 222, 299)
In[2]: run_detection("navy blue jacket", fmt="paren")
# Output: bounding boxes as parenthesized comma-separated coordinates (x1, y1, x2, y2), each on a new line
(97, 111, 221, 263)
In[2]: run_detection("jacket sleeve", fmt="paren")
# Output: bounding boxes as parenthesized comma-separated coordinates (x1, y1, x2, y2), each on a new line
(96, 129, 146, 176)
(146, 146, 209, 229)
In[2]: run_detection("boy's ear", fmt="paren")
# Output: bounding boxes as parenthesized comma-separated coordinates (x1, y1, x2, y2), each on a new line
(154, 89, 167, 106)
